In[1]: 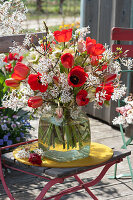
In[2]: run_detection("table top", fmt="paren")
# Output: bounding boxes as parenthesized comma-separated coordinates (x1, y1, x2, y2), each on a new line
(13, 142, 113, 168)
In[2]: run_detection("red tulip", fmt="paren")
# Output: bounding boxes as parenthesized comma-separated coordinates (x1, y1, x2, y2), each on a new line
(28, 73, 48, 92)
(86, 37, 105, 56)
(28, 96, 43, 108)
(76, 90, 89, 106)
(11, 62, 30, 80)
(54, 29, 72, 43)
(5, 78, 20, 88)
(68, 66, 88, 87)
(28, 153, 42, 165)
(61, 53, 74, 68)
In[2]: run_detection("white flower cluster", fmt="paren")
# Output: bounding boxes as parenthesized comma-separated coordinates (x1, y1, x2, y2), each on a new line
(121, 58, 133, 70)
(112, 95, 133, 127)
(95, 90, 107, 106)
(110, 61, 121, 74)
(111, 85, 127, 101)
(46, 31, 54, 42)
(2, 84, 33, 111)
(87, 73, 100, 86)
(112, 115, 126, 127)
(49, 85, 59, 98)
(16, 149, 30, 159)
(113, 109, 133, 127)
(23, 34, 32, 47)
(75, 26, 90, 38)
(9, 41, 28, 57)
(102, 45, 113, 61)
(0, 0, 28, 36)
(16, 147, 44, 159)
(59, 73, 73, 103)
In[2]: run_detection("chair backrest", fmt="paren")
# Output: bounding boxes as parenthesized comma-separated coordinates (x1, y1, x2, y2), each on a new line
(0, 32, 45, 53)
(111, 27, 133, 95)
(111, 27, 133, 58)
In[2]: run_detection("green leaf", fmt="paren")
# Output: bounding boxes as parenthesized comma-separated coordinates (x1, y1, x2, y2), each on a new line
(60, 63, 65, 73)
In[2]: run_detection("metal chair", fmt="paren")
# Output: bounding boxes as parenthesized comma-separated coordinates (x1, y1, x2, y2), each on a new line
(110, 27, 133, 181)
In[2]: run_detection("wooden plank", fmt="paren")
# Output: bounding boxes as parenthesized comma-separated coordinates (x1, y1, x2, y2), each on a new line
(115, 0, 131, 28)
(98, 0, 113, 44)
(112, 27, 133, 41)
(82, 0, 99, 40)
(0, 32, 45, 53)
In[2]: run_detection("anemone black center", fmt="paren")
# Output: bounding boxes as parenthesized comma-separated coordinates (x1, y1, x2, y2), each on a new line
(82, 97, 86, 101)
(70, 75, 79, 85)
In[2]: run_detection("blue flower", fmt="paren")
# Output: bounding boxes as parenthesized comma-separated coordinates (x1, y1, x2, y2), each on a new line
(1, 124, 8, 131)
(7, 140, 12, 146)
(16, 137, 20, 142)
(7, 132, 11, 136)
(20, 132, 24, 138)
(3, 135, 8, 142)
(0, 139, 4, 146)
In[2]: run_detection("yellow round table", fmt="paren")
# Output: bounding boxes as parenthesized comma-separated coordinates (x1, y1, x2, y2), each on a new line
(13, 142, 113, 168)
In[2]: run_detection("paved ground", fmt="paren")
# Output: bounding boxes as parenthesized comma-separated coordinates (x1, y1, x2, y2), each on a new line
(0, 116, 133, 200)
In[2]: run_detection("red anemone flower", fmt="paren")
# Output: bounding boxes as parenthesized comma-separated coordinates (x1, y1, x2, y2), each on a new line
(28, 96, 43, 108)
(28, 73, 48, 92)
(86, 37, 105, 56)
(61, 53, 74, 68)
(28, 153, 42, 165)
(11, 62, 30, 80)
(76, 90, 89, 106)
(5, 78, 20, 88)
(68, 66, 88, 87)
(54, 29, 72, 43)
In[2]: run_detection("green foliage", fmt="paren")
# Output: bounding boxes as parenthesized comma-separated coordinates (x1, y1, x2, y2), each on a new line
(25, 0, 80, 20)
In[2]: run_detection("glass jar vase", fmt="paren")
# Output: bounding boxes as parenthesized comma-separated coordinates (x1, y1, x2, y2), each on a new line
(38, 108, 91, 162)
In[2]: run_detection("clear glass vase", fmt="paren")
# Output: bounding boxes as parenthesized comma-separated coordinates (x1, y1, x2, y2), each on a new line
(38, 108, 91, 162)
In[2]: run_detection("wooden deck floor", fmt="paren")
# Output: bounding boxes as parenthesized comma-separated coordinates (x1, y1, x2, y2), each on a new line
(0, 117, 133, 200)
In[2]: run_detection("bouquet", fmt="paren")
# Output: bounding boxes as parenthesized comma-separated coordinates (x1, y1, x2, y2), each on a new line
(2, 24, 126, 113)
(1, 23, 129, 162)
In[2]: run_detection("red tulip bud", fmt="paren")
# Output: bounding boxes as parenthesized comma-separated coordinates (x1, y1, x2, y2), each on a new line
(53, 76, 59, 85)
(28, 96, 43, 108)
(5, 78, 20, 88)
(104, 74, 117, 83)
(56, 107, 63, 118)
(11, 62, 30, 80)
